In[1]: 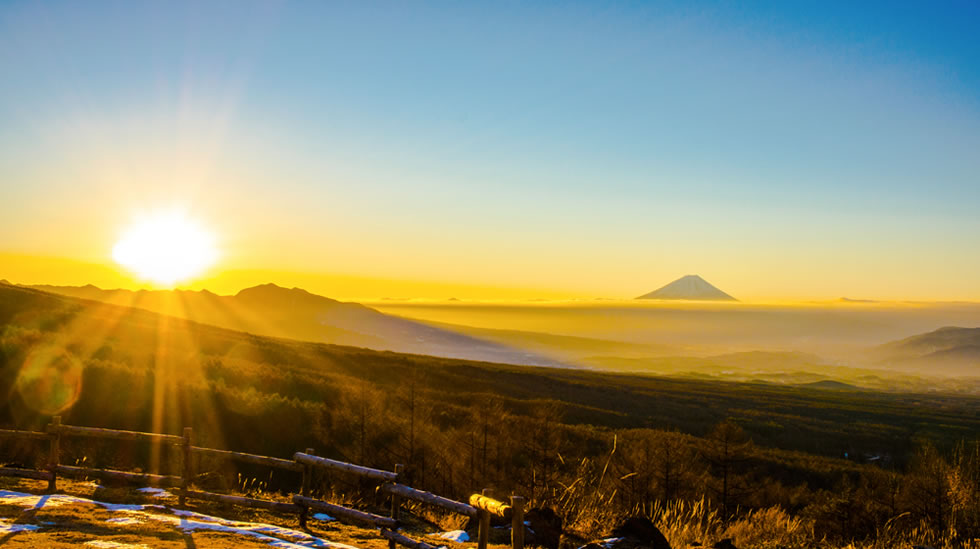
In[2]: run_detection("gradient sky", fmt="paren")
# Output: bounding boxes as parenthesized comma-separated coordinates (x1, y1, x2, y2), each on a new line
(1, 1, 979, 300)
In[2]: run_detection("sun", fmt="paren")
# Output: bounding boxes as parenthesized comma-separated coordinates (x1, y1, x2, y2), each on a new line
(112, 210, 219, 286)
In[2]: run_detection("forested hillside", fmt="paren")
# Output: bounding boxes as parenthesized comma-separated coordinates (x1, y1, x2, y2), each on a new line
(2, 283, 979, 547)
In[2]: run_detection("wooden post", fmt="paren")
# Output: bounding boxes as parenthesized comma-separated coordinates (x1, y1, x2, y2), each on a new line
(299, 447, 314, 528)
(46, 416, 61, 493)
(478, 488, 492, 549)
(510, 496, 525, 549)
(179, 427, 192, 507)
(389, 464, 404, 549)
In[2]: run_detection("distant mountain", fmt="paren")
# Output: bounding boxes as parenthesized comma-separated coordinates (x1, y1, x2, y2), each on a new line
(878, 326, 980, 356)
(26, 283, 566, 367)
(875, 326, 980, 374)
(636, 275, 737, 301)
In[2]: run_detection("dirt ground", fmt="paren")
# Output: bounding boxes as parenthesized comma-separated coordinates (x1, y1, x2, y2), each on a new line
(0, 477, 494, 549)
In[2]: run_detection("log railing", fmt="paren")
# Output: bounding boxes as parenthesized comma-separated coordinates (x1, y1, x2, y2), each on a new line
(0, 416, 527, 549)
(0, 427, 54, 483)
(383, 482, 478, 517)
(294, 452, 398, 481)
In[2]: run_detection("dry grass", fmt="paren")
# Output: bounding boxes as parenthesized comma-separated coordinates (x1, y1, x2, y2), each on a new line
(649, 498, 722, 548)
(554, 461, 980, 549)
(720, 506, 813, 549)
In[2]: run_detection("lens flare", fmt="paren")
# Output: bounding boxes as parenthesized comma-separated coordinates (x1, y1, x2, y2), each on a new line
(15, 346, 83, 415)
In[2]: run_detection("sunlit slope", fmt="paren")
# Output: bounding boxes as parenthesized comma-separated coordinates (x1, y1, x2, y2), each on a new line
(2, 283, 979, 462)
(26, 283, 565, 367)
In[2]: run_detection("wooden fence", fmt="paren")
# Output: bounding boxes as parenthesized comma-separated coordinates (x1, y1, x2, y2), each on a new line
(0, 416, 525, 549)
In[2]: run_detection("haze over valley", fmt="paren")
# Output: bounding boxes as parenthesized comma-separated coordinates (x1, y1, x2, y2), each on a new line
(13, 279, 979, 392)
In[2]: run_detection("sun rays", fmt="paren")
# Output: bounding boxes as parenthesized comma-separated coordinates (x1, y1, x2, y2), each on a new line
(6, 286, 241, 475)
(112, 210, 219, 287)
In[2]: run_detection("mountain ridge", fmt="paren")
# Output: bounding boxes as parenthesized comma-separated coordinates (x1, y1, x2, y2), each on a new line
(874, 326, 980, 374)
(24, 282, 567, 367)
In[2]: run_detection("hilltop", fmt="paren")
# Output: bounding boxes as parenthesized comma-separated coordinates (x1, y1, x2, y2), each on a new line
(636, 275, 737, 301)
(874, 326, 980, 373)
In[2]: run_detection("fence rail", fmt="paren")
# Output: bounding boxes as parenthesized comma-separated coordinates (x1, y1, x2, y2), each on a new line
(186, 489, 302, 514)
(294, 452, 398, 481)
(293, 494, 398, 528)
(193, 446, 303, 472)
(0, 416, 527, 549)
(54, 424, 184, 445)
(54, 465, 183, 488)
(383, 482, 479, 517)
(381, 528, 439, 549)
(470, 493, 513, 519)
(0, 466, 53, 481)
(0, 428, 49, 441)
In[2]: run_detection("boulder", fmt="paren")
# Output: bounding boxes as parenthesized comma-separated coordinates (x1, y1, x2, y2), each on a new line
(711, 539, 737, 549)
(576, 517, 671, 549)
(611, 517, 670, 549)
(525, 507, 563, 549)
(577, 537, 670, 549)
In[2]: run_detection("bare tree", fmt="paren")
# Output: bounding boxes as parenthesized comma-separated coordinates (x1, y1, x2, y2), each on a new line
(703, 420, 752, 518)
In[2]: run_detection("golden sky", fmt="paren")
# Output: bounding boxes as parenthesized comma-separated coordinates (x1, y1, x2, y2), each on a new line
(2, 3, 979, 302)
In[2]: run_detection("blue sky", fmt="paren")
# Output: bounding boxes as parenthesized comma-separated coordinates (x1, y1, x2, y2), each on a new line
(1, 1, 979, 299)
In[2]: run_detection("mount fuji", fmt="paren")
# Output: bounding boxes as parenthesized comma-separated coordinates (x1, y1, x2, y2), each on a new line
(636, 275, 737, 301)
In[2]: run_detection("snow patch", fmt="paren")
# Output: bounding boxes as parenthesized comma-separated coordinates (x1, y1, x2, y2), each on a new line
(0, 491, 84, 509)
(0, 518, 40, 534)
(577, 538, 623, 549)
(434, 530, 470, 542)
(313, 513, 336, 522)
(106, 517, 144, 525)
(162, 509, 359, 548)
(84, 541, 150, 548)
(135, 487, 172, 498)
(0, 490, 145, 512)
(0, 490, 359, 549)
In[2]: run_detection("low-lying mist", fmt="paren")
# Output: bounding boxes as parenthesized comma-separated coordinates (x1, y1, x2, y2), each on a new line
(370, 300, 977, 350)
(370, 299, 980, 386)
